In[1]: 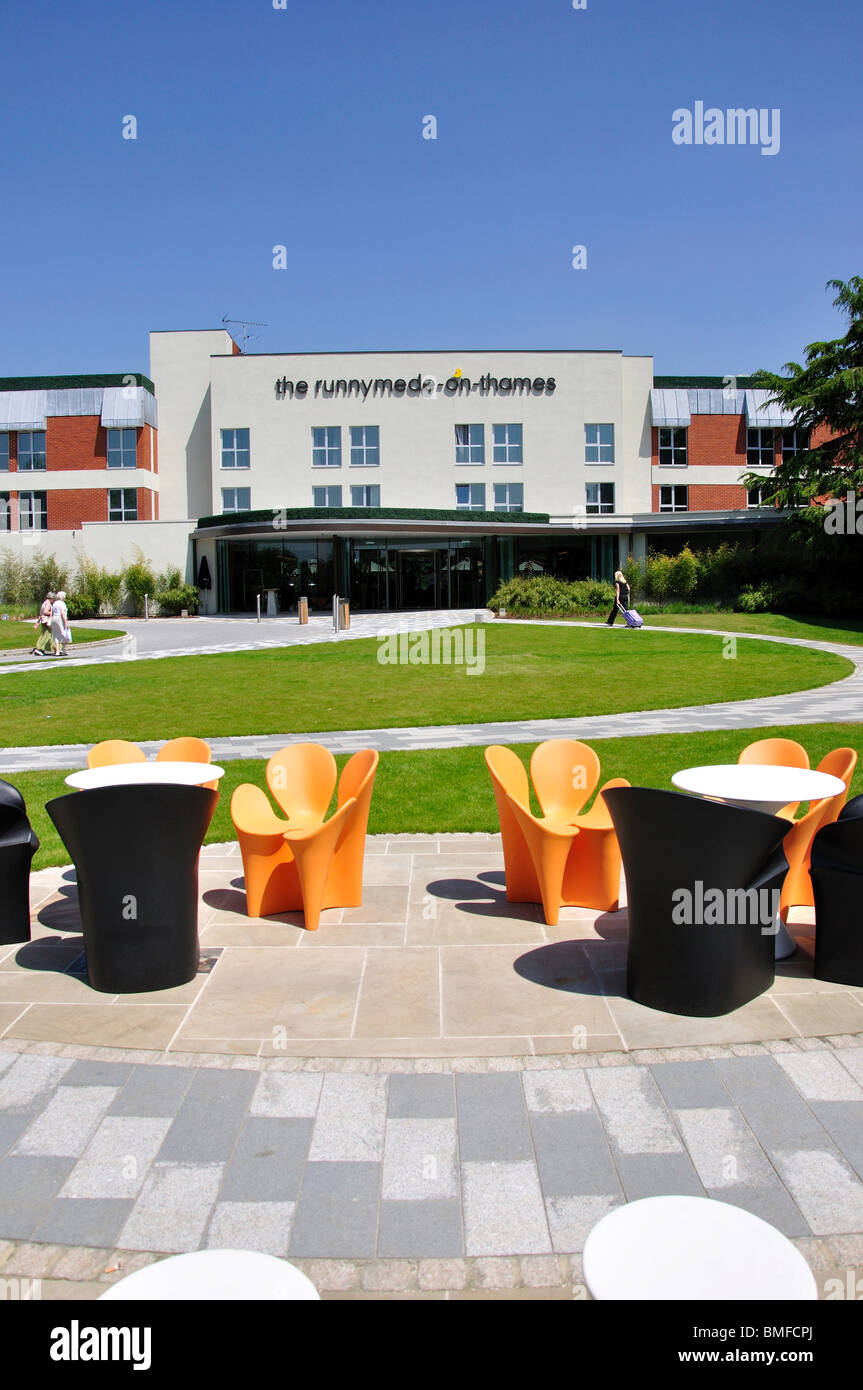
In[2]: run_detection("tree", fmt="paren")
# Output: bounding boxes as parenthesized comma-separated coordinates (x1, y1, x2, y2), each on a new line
(742, 277, 863, 506)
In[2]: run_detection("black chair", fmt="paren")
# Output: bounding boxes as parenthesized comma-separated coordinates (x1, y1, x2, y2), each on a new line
(47, 784, 218, 993)
(603, 787, 790, 1017)
(811, 794, 863, 987)
(0, 779, 39, 945)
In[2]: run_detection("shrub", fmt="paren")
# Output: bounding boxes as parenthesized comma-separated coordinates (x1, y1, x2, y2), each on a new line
(668, 546, 699, 601)
(123, 560, 157, 616)
(489, 575, 614, 617)
(0, 552, 27, 607)
(156, 584, 199, 616)
(70, 558, 124, 618)
(24, 554, 69, 607)
(642, 552, 674, 606)
(735, 586, 773, 613)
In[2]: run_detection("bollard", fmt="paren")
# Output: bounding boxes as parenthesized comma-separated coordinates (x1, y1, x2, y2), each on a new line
(256, 593, 262, 624)
(144, 594, 149, 621)
(338, 599, 350, 630)
(332, 593, 340, 635)
(298, 597, 308, 625)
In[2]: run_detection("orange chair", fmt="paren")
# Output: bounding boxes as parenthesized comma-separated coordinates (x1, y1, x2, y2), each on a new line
(156, 736, 218, 791)
(87, 740, 146, 769)
(738, 737, 810, 819)
(562, 777, 631, 912)
(530, 740, 601, 824)
(231, 745, 378, 929)
(484, 746, 541, 905)
(780, 747, 858, 919)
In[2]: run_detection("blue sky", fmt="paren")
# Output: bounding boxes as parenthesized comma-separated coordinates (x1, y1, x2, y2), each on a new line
(1, 0, 860, 378)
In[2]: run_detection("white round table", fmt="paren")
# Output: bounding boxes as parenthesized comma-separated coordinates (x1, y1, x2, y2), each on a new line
(99, 1249, 320, 1301)
(66, 761, 225, 790)
(671, 763, 846, 959)
(583, 1196, 817, 1301)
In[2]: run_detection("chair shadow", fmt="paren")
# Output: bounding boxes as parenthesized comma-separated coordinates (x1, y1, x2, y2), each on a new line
(423, 875, 628, 938)
(201, 887, 306, 927)
(36, 882, 82, 935)
(512, 939, 619, 997)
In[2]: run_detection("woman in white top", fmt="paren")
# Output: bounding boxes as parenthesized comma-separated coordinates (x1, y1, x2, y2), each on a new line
(51, 591, 72, 657)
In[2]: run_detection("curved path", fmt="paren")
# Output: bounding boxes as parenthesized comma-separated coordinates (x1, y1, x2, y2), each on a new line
(0, 617, 859, 774)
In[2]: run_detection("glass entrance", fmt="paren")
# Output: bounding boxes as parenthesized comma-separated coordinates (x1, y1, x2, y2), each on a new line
(395, 549, 444, 609)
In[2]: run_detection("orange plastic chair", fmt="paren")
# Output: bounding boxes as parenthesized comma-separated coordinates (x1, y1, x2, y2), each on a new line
(325, 749, 379, 907)
(87, 740, 146, 769)
(484, 746, 541, 904)
(780, 748, 858, 918)
(266, 744, 337, 826)
(562, 777, 631, 912)
(230, 783, 298, 918)
(738, 737, 810, 818)
(156, 736, 218, 790)
(530, 740, 601, 825)
(485, 745, 581, 926)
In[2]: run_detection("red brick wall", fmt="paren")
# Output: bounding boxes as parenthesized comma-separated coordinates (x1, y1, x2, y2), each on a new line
(46, 489, 109, 528)
(652, 482, 750, 512)
(46, 416, 103, 470)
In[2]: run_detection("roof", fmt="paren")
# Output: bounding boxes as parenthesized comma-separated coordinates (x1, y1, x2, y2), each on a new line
(0, 373, 155, 395)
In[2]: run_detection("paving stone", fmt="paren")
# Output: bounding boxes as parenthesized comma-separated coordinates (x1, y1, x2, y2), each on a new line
(529, 1112, 622, 1198)
(250, 1072, 323, 1118)
(521, 1070, 593, 1113)
(13, 1087, 119, 1159)
(417, 1257, 467, 1290)
(544, 1194, 621, 1253)
(772, 1150, 863, 1236)
(0, 1156, 75, 1239)
(835, 1049, 863, 1088)
(206, 1201, 295, 1256)
(703, 1183, 810, 1239)
(299, 1259, 360, 1291)
(456, 1074, 532, 1162)
(711, 1056, 831, 1152)
(472, 1257, 520, 1289)
(461, 1161, 552, 1255)
(61, 1060, 134, 1089)
(0, 1241, 65, 1276)
(51, 1246, 117, 1281)
(220, 1117, 313, 1202)
(0, 1114, 32, 1160)
(519, 1255, 568, 1287)
(0, 1055, 74, 1113)
(614, 1152, 705, 1201)
(802, 1102, 863, 1182)
(588, 1067, 683, 1155)
(377, 1200, 463, 1258)
(649, 1059, 734, 1109)
(157, 1069, 257, 1163)
(673, 1107, 778, 1188)
(361, 1259, 419, 1291)
(387, 1074, 455, 1118)
(307, 1076, 388, 1163)
(381, 1119, 457, 1201)
(118, 1163, 224, 1252)
(108, 1065, 196, 1117)
(33, 1199, 134, 1249)
(775, 1051, 863, 1102)
(59, 1117, 172, 1199)
(289, 1163, 381, 1258)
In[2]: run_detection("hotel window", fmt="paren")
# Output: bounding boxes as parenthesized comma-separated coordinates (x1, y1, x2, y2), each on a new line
(313, 485, 342, 507)
(221, 428, 250, 469)
(493, 483, 523, 513)
(107, 427, 137, 469)
(19, 491, 48, 529)
(658, 485, 688, 513)
(658, 427, 687, 467)
(585, 424, 614, 464)
(108, 488, 138, 521)
(456, 483, 486, 511)
(455, 424, 485, 464)
(350, 485, 380, 507)
(17, 431, 46, 471)
(493, 424, 523, 464)
(222, 487, 251, 513)
(349, 425, 380, 467)
(586, 482, 615, 515)
(746, 428, 774, 467)
(747, 485, 771, 509)
(312, 426, 342, 468)
(0, 494, 9, 530)
(0, 435, 8, 470)
(782, 428, 810, 462)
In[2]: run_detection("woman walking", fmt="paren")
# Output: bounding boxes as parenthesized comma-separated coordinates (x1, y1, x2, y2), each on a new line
(605, 570, 632, 626)
(32, 591, 55, 655)
(51, 590, 72, 657)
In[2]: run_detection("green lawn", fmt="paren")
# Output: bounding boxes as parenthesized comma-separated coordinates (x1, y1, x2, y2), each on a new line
(15, 720, 863, 869)
(632, 612, 863, 645)
(0, 623, 124, 651)
(0, 625, 850, 747)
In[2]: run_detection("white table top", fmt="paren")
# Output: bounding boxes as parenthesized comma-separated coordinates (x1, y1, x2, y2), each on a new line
(671, 763, 845, 804)
(99, 1249, 320, 1301)
(66, 761, 225, 790)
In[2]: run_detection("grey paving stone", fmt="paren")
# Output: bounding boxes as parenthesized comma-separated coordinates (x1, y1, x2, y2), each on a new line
(649, 1059, 734, 1109)
(529, 1113, 622, 1198)
(0, 1056, 74, 1113)
(382, 1119, 458, 1201)
(776, 1053, 863, 1103)
(456, 1074, 532, 1162)
(614, 1153, 705, 1201)
(673, 1106, 779, 1189)
(387, 1074, 455, 1118)
(772, 1149, 863, 1236)
(0, 1114, 31, 1160)
(522, 1070, 593, 1113)
(804, 1102, 863, 1183)
(13, 1087, 118, 1158)
(220, 1117, 313, 1202)
(250, 1072, 323, 1118)
(59, 1117, 173, 1199)
(118, 1163, 224, 1253)
(545, 1195, 621, 1253)
(108, 1065, 196, 1117)
(206, 1201, 295, 1256)
(62, 1061, 134, 1089)
(462, 1161, 552, 1256)
(289, 1162, 380, 1258)
(32, 1198, 134, 1249)
(378, 1200, 464, 1257)
(308, 1076, 387, 1162)
(157, 1068, 257, 1163)
(588, 1067, 683, 1155)
(704, 1183, 810, 1239)
(0, 1156, 75, 1239)
(711, 1057, 831, 1153)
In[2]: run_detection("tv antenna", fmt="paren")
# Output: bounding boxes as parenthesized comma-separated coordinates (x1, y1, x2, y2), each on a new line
(222, 317, 268, 353)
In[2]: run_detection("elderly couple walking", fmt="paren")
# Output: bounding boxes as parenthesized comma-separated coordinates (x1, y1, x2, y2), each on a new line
(32, 591, 72, 658)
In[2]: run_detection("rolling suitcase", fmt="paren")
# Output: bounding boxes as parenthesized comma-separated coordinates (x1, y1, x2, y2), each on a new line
(623, 607, 644, 629)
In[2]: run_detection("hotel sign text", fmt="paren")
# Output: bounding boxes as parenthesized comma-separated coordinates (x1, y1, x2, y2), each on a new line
(275, 373, 557, 400)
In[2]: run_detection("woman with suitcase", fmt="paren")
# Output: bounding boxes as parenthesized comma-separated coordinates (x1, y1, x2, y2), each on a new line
(606, 570, 633, 626)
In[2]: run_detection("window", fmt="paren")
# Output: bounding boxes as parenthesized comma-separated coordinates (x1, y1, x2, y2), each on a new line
(585, 424, 614, 464)
(312, 427, 341, 468)
(0, 494, 9, 530)
(658, 485, 688, 513)
(493, 483, 523, 513)
(456, 483, 486, 510)
(0, 435, 8, 470)
(108, 488, 138, 521)
(493, 424, 523, 464)
(313, 486, 342, 507)
(746, 428, 774, 467)
(350, 485, 380, 507)
(747, 485, 772, 509)
(222, 487, 251, 513)
(586, 482, 615, 514)
(349, 425, 380, 467)
(107, 427, 137, 469)
(782, 429, 810, 462)
(17, 431, 46, 471)
(221, 428, 250, 469)
(658, 427, 687, 467)
(19, 491, 47, 528)
(455, 424, 485, 464)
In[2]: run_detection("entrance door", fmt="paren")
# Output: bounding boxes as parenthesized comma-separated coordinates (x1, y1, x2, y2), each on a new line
(242, 568, 264, 611)
(396, 549, 446, 609)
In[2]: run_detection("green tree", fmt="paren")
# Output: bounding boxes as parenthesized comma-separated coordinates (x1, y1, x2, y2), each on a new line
(742, 277, 863, 505)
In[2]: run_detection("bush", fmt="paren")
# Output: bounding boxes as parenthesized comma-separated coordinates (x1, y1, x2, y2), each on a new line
(24, 554, 69, 607)
(70, 558, 124, 618)
(668, 546, 699, 601)
(123, 560, 157, 616)
(735, 586, 773, 613)
(489, 575, 615, 617)
(642, 553, 674, 606)
(0, 553, 27, 607)
(155, 584, 199, 616)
